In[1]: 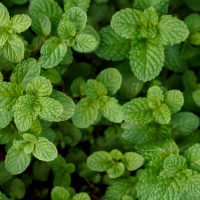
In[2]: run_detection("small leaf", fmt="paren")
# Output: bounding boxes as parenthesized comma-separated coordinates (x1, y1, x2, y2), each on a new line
(141, 7, 158, 26)
(72, 193, 91, 200)
(24, 143, 34, 154)
(0, 126, 15, 145)
(51, 186, 70, 200)
(0, 3, 10, 26)
(70, 77, 86, 97)
(107, 162, 124, 179)
(33, 137, 58, 161)
(64, 0, 91, 12)
(0, 28, 9, 48)
(23, 133, 37, 144)
(110, 149, 123, 160)
(0, 111, 13, 129)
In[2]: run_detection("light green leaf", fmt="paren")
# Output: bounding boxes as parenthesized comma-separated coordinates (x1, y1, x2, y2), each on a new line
(121, 98, 153, 124)
(0, 3, 10, 26)
(23, 133, 37, 144)
(133, 0, 169, 17)
(51, 186, 70, 200)
(110, 149, 123, 161)
(73, 34, 97, 53)
(107, 162, 124, 179)
(136, 139, 179, 168)
(64, 0, 91, 12)
(26, 76, 52, 97)
(85, 80, 107, 101)
(141, 7, 158, 26)
(0, 28, 9, 48)
(24, 143, 34, 154)
(10, 58, 41, 91)
(157, 15, 190, 45)
(87, 151, 113, 172)
(13, 139, 27, 150)
(0, 161, 13, 185)
(192, 90, 200, 107)
(0, 126, 15, 145)
(164, 90, 184, 114)
(58, 19, 76, 41)
(7, 14, 31, 34)
(111, 8, 142, 39)
(31, 13, 51, 37)
(72, 193, 91, 200)
(153, 103, 171, 125)
(33, 137, 58, 161)
(180, 191, 200, 200)
(0, 71, 3, 82)
(70, 77, 86, 97)
(101, 97, 123, 123)
(129, 39, 164, 82)
(96, 68, 122, 96)
(0, 111, 13, 129)
(39, 37, 67, 69)
(140, 26, 157, 39)
(163, 154, 187, 171)
(122, 195, 134, 200)
(95, 26, 131, 61)
(5, 146, 31, 175)
(122, 152, 144, 171)
(0, 82, 23, 111)
(37, 97, 63, 119)
(72, 98, 100, 128)
(62, 7, 87, 33)
(147, 86, 164, 109)
(1, 34, 25, 63)
(184, 144, 200, 173)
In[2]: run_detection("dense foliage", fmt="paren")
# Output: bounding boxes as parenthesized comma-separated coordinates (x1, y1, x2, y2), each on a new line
(0, 0, 200, 199)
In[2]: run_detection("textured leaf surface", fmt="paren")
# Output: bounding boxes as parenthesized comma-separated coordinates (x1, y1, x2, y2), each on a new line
(121, 98, 153, 124)
(1, 34, 25, 63)
(72, 193, 91, 200)
(96, 68, 122, 96)
(26, 76, 52, 97)
(8, 14, 32, 33)
(0, 82, 23, 111)
(10, 58, 41, 91)
(64, 0, 90, 12)
(130, 39, 164, 82)
(33, 137, 57, 161)
(107, 162, 124, 179)
(111, 8, 142, 39)
(39, 37, 67, 69)
(51, 186, 70, 200)
(0, 111, 13, 129)
(73, 34, 97, 53)
(141, 7, 158, 26)
(101, 97, 123, 123)
(95, 26, 131, 61)
(0, 28, 9, 48)
(72, 98, 100, 128)
(122, 152, 144, 171)
(0, 3, 10, 26)
(157, 15, 190, 45)
(70, 77, 86, 97)
(87, 151, 113, 172)
(0, 126, 15, 145)
(5, 146, 31, 175)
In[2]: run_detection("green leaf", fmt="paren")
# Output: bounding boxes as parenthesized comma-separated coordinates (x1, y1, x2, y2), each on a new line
(192, 90, 200, 107)
(0, 28, 9, 48)
(101, 97, 123, 123)
(40, 126, 56, 142)
(163, 154, 187, 170)
(5, 146, 31, 175)
(185, 0, 200, 11)
(72, 193, 91, 200)
(122, 152, 144, 171)
(1, 34, 25, 63)
(64, 0, 91, 12)
(136, 139, 179, 168)
(110, 149, 123, 160)
(0, 126, 15, 145)
(60, 46, 73, 65)
(87, 151, 113, 172)
(96, 68, 122, 96)
(85, 80, 107, 101)
(70, 77, 86, 97)
(147, 86, 164, 109)
(33, 137, 57, 161)
(121, 98, 153, 124)
(53, 171, 71, 188)
(150, 170, 185, 200)
(31, 13, 51, 37)
(26, 76, 52, 97)
(140, 26, 157, 39)
(73, 34, 97, 53)
(153, 103, 171, 124)
(184, 144, 200, 173)
(180, 191, 200, 200)
(130, 39, 164, 82)
(0, 111, 13, 129)
(171, 112, 200, 138)
(51, 186, 70, 200)
(10, 58, 41, 91)
(24, 143, 34, 154)
(95, 26, 131, 61)
(122, 195, 134, 200)
(107, 162, 125, 179)
(23, 133, 37, 144)
(0, 71, 3, 82)
(39, 37, 67, 69)
(0, 161, 13, 185)
(141, 7, 158, 26)
(13, 139, 27, 150)
(58, 19, 76, 41)
(62, 7, 87, 33)
(184, 14, 200, 34)
(41, 69, 62, 84)
(157, 15, 190, 45)
(0, 3, 10, 26)
(7, 14, 31, 33)
(111, 8, 142, 39)
(164, 90, 184, 114)
(37, 97, 63, 119)
(0, 82, 23, 111)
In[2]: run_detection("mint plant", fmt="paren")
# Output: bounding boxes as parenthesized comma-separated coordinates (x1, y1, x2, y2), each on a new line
(1, 0, 200, 199)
